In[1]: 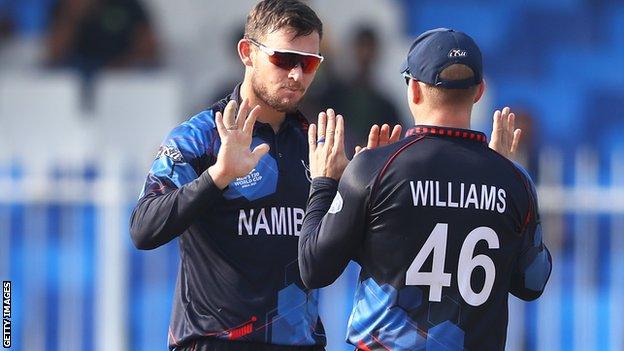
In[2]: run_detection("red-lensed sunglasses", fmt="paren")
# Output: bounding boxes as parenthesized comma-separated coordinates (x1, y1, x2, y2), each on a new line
(247, 38, 324, 74)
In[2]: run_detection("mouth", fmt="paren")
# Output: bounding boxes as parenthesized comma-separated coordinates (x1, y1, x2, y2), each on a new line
(281, 88, 304, 98)
(281, 85, 304, 93)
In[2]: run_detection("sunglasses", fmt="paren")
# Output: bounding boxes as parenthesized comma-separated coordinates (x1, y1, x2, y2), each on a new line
(403, 71, 416, 86)
(247, 38, 324, 74)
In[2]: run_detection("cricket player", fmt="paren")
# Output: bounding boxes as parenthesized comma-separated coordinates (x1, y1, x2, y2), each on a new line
(299, 28, 551, 351)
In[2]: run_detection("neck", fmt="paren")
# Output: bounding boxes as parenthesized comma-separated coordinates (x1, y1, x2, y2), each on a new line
(413, 105, 472, 129)
(240, 78, 286, 133)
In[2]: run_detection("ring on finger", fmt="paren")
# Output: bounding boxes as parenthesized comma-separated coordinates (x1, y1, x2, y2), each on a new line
(317, 137, 326, 144)
(226, 125, 239, 130)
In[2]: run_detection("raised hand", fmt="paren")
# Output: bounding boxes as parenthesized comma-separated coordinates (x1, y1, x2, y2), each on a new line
(208, 99, 270, 189)
(489, 106, 521, 160)
(308, 109, 350, 180)
(354, 123, 402, 155)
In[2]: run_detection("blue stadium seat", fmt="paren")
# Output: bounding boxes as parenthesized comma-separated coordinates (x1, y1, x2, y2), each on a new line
(606, 5, 624, 57)
(549, 50, 624, 87)
(583, 88, 624, 154)
(400, 1, 513, 55)
(493, 79, 584, 146)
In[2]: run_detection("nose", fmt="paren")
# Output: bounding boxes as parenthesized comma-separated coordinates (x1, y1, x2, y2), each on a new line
(288, 64, 304, 81)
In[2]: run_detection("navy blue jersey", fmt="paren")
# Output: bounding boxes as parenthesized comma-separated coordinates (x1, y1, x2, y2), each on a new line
(299, 126, 551, 351)
(130, 85, 326, 349)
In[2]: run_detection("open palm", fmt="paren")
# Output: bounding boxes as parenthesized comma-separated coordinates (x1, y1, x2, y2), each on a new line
(210, 99, 270, 188)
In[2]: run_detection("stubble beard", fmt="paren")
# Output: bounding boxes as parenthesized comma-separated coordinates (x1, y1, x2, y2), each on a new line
(251, 74, 304, 113)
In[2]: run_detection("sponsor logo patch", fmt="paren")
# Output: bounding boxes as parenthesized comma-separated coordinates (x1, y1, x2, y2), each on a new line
(156, 145, 184, 163)
(448, 49, 468, 58)
(328, 192, 344, 214)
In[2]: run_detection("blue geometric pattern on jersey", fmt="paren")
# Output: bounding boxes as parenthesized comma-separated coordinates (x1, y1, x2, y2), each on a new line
(525, 248, 551, 291)
(398, 286, 423, 311)
(347, 278, 426, 350)
(141, 110, 218, 198)
(385, 328, 426, 350)
(511, 162, 552, 293)
(426, 320, 465, 351)
(149, 156, 197, 189)
(533, 223, 543, 246)
(517, 223, 550, 292)
(427, 296, 461, 326)
(348, 278, 469, 350)
(222, 137, 278, 201)
(271, 284, 319, 345)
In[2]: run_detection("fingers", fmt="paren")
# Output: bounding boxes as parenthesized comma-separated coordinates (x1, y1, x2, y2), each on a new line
(507, 112, 516, 138)
(242, 104, 261, 134)
(308, 123, 317, 153)
(501, 106, 511, 136)
(492, 109, 502, 138)
(367, 124, 380, 149)
(325, 109, 336, 148)
(317, 111, 327, 143)
(489, 106, 521, 158)
(379, 124, 390, 146)
(215, 111, 227, 137)
(332, 115, 345, 154)
(389, 125, 403, 143)
(236, 99, 251, 130)
(223, 99, 238, 130)
(511, 129, 522, 156)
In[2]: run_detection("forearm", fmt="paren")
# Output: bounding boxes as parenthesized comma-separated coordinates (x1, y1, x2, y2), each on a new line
(298, 177, 343, 288)
(130, 171, 223, 249)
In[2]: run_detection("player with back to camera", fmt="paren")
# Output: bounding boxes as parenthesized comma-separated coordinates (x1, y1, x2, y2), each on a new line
(299, 28, 551, 351)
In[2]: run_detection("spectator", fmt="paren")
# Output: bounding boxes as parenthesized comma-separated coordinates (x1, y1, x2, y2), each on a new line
(340, 24, 402, 156)
(46, 0, 160, 107)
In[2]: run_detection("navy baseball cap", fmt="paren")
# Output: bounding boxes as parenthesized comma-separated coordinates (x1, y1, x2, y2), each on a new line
(401, 28, 483, 89)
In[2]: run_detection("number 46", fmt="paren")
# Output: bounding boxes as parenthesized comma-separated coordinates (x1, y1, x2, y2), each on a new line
(405, 223, 499, 307)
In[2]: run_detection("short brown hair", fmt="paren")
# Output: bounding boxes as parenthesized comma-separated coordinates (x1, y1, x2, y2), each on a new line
(245, 0, 323, 41)
(423, 64, 478, 106)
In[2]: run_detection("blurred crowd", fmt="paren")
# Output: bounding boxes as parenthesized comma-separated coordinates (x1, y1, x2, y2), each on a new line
(0, 0, 409, 157)
(0, 0, 542, 169)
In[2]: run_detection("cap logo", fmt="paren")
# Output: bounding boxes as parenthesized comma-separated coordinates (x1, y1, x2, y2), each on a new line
(448, 49, 467, 58)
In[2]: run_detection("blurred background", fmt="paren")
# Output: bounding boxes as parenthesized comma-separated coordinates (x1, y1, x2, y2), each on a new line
(0, 0, 623, 350)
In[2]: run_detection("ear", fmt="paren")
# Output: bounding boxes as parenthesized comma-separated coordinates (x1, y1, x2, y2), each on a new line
(408, 80, 422, 105)
(238, 39, 253, 67)
(473, 79, 486, 103)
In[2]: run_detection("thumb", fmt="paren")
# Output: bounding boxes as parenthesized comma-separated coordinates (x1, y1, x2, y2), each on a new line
(354, 146, 368, 157)
(510, 129, 522, 156)
(251, 143, 270, 162)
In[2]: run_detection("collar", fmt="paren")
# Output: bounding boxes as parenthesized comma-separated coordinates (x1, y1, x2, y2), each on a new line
(405, 124, 487, 144)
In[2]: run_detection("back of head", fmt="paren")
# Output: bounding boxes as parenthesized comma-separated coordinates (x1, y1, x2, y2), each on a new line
(423, 64, 478, 107)
(245, 0, 323, 41)
(402, 28, 483, 109)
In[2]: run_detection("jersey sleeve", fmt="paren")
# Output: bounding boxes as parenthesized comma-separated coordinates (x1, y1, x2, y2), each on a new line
(129, 111, 222, 250)
(298, 153, 372, 289)
(510, 164, 552, 300)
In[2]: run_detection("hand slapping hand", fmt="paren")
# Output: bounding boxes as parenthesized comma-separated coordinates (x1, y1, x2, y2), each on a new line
(354, 123, 402, 155)
(308, 109, 350, 181)
(489, 106, 521, 160)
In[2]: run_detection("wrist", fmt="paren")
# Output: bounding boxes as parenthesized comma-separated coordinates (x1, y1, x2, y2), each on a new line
(311, 177, 339, 188)
(207, 165, 234, 190)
